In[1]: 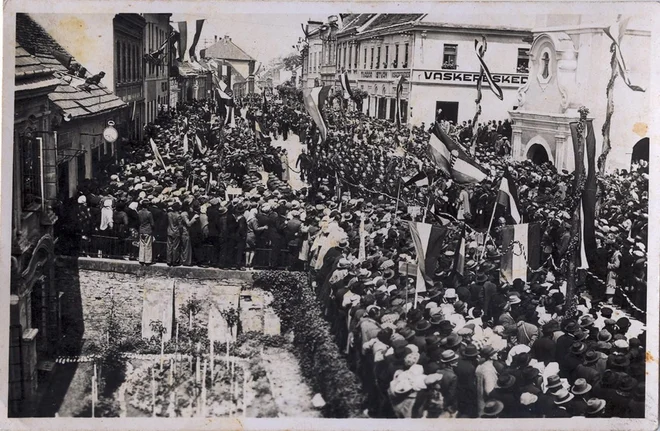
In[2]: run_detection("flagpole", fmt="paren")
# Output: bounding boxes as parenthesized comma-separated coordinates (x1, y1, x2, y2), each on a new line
(480, 187, 500, 262)
(394, 178, 402, 220)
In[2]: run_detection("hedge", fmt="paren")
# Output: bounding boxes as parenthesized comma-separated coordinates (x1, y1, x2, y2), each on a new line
(252, 271, 366, 418)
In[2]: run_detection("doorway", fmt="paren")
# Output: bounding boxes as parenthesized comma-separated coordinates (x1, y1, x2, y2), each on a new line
(435, 101, 459, 124)
(527, 144, 550, 165)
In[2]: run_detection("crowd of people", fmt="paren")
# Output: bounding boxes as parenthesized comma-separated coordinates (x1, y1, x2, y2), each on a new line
(53, 85, 647, 418)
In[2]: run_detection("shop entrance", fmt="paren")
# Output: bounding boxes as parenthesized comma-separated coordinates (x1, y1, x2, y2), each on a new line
(435, 101, 459, 124)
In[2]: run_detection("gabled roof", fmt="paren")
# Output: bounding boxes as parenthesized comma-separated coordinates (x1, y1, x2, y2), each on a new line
(337, 14, 376, 35)
(201, 37, 255, 62)
(16, 13, 127, 119)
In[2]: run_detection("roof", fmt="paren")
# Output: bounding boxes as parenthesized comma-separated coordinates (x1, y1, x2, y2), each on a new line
(201, 37, 255, 62)
(16, 13, 127, 119)
(337, 14, 424, 37)
(367, 14, 425, 31)
(337, 14, 376, 35)
(418, 13, 535, 32)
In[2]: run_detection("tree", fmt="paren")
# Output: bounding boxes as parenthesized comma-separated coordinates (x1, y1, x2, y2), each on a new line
(282, 52, 302, 71)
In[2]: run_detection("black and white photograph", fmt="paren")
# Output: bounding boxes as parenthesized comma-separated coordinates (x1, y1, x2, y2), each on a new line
(1, 2, 658, 430)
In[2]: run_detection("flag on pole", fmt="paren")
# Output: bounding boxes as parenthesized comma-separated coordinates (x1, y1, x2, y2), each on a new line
(408, 221, 449, 293)
(453, 226, 466, 275)
(131, 100, 137, 121)
(403, 170, 429, 187)
(339, 71, 354, 100)
(177, 22, 188, 62)
(146, 31, 175, 64)
(302, 85, 331, 145)
(395, 75, 406, 128)
(150, 138, 167, 169)
(603, 16, 646, 92)
(183, 134, 189, 154)
(358, 214, 366, 262)
(255, 120, 269, 141)
(569, 118, 598, 269)
(474, 36, 504, 100)
(188, 19, 205, 62)
(224, 105, 235, 128)
(501, 223, 541, 283)
(262, 89, 268, 113)
(497, 169, 523, 224)
(428, 122, 488, 183)
(195, 133, 207, 155)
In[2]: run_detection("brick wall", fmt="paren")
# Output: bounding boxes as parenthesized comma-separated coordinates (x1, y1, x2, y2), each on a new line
(55, 257, 251, 350)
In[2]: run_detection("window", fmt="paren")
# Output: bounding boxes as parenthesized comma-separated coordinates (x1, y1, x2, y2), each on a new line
(116, 40, 121, 83)
(343, 44, 347, 69)
(123, 41, 128, 82)
(385, 46, 389, 69)
(370, 47, 374, 69)
(348, 44, 352, 70)
(376, 46, 381, 69)
(21, 135, 42, 209)
(364, 48, 367, 69)
(517, 48, 530, 73)
(394, 43, 399, 68)
(355, 43, 359, 69)
(443, 44, 457, 69)
(404, 43, 409, 67)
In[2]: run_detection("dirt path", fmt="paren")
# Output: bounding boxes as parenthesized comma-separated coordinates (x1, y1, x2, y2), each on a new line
(261, 347, 320, 418)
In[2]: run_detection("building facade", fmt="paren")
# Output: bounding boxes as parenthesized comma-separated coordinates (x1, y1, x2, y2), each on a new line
(511, 15, 650, 173)
(11, 15, 128, 416)
(113, 14, 146, 142)
(143, 14, 172, 123)
(200, 35, 256, 94)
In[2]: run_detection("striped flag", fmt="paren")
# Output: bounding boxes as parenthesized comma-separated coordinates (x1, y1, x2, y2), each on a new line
(177, 22, 188, 62)
(395, 75, 406, 128)
(339, 72, 353, 100)
(188, 20, 205, 62)
(224, 105, 235, 128)
(195, 133, 207, 155)
(403, 170, 429, 187)
(474, 37, 504, 100)
(408, 221, 449, 293)
(453, 226, 466, 276)
(569, 118, 598, 269)
(303, 86, 331, 145)
(150, 138, 167, 169)
(255, 120, 268, 141)
(603, 16, 645, 92)
(428, 122, 488, 183)
(501, 223, 541, 283)
(182, 134, 189, 154)
(497, 169, 523, 224)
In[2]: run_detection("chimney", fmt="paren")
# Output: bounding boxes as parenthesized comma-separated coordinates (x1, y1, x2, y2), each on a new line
(214, 35, 218, 42)
(224, 34, 230, 43)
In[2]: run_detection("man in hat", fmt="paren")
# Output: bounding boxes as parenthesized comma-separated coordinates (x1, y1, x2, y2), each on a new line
(489, 373, 519, 418)
(455, 344, 479, 417)
(475, 345, 498, 416)
(436, 350, 459, 414)
(137, 200, 155, 265)
(166, 201, 183, 266)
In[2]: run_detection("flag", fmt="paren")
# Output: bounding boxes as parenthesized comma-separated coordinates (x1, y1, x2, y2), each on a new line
(224, 106, 235, 128)
(474, 36, 504, 100)
(408, 221, 449, 293)
(262, 89, 268, 113)
(453, 226, 466, 275)
(603, 16, 645, 92)
(501, 223, 541, 283)
(195, 133, 207, 155)
(188, 19, 205, 62)
(206, 171, 213, 195)
(395, 75, 406, 127)
(131, 100, 136, 121)
(146, 31, 174, 64)
(183, 134, 189, 154)
(358, 214, 366, 262)
(339, 71, 353, 100)
(302, 85, 331, 145)
(569, 119, 598, 269)
(150, 138, 167, 169)
(403, 170, 429, 187)
(177, 22, 188, 62)
(428, 122, 488, 183)
(497, 169, 522, 224)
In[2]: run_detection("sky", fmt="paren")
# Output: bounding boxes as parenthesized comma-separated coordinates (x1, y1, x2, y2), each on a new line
(171, 13, 327, 65)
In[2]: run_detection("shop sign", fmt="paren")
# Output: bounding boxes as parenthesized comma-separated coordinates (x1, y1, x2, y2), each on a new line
(414, 69, 528, 87)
